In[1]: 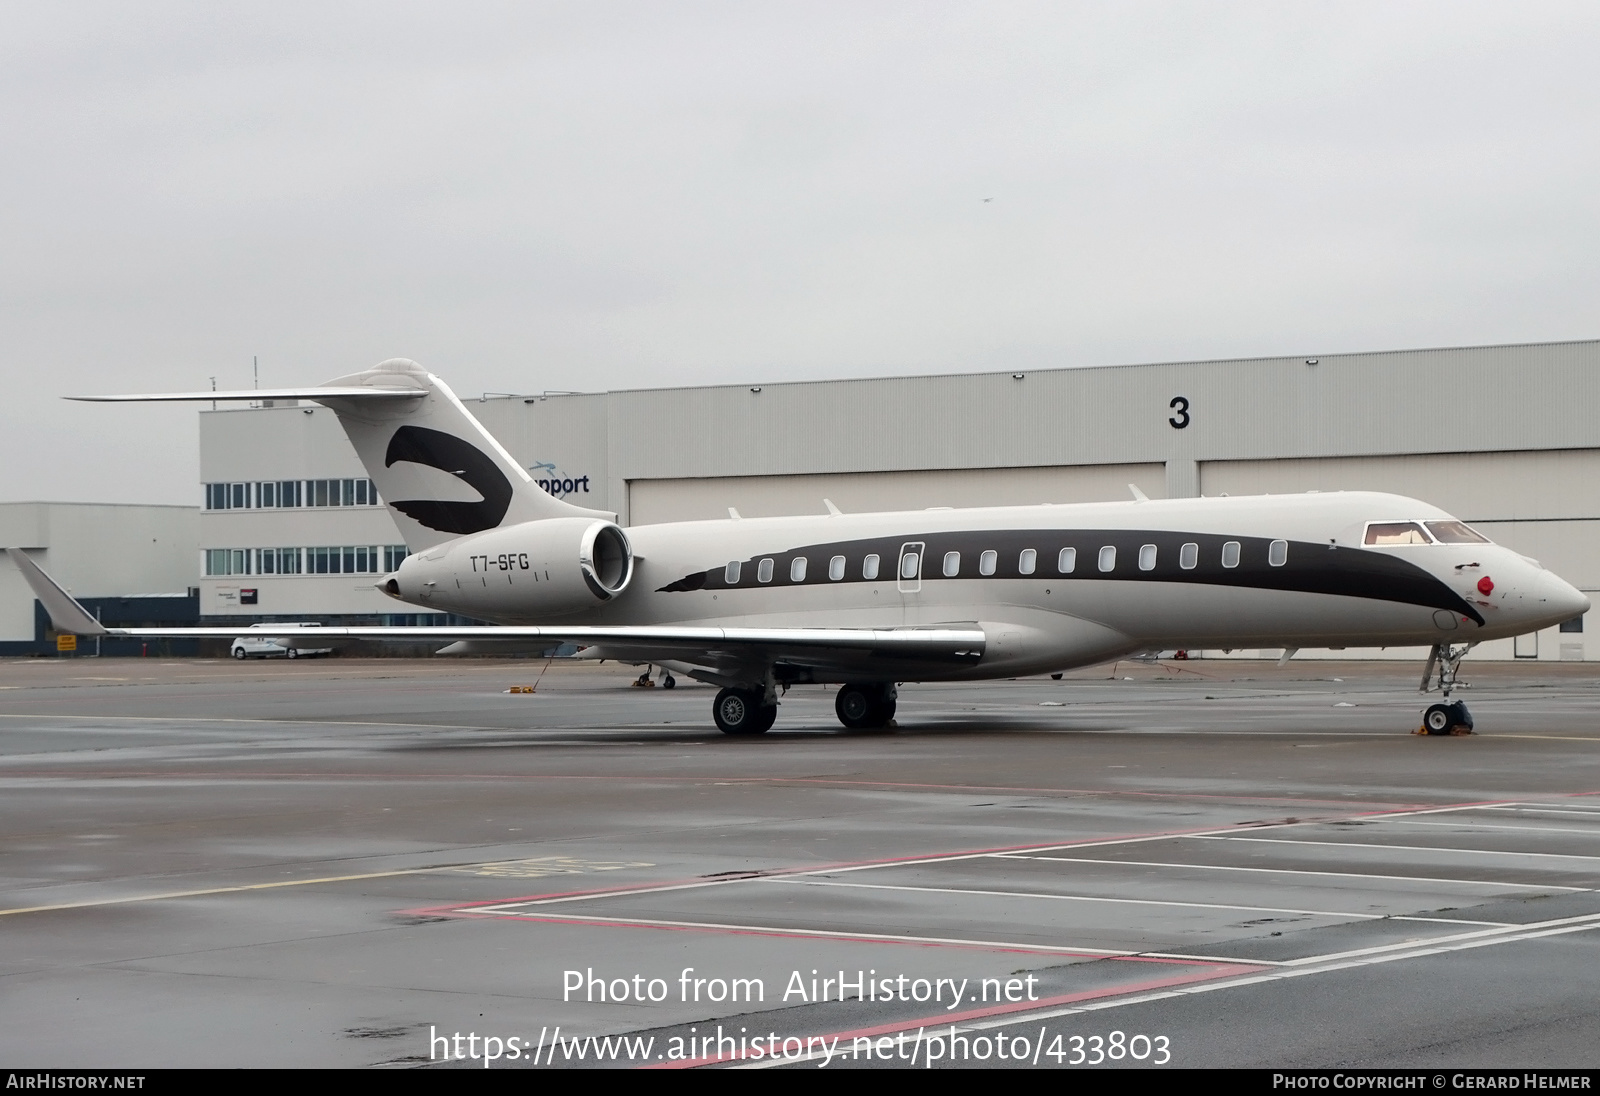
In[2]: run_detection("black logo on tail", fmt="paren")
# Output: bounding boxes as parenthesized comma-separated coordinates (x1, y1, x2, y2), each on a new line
(384, 426, 513, 534)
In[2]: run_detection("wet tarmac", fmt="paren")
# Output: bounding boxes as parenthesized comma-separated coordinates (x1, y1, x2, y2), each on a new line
(1, 655, 1597, 1069)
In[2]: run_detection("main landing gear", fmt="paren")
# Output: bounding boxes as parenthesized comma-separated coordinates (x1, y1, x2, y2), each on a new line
(713, 688, 777, 735)
(835, 683, 896, 729)
(1419, 642, 1475, 736)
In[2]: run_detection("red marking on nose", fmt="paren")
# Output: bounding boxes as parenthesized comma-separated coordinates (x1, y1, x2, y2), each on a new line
(1478, 576, 1495, 595)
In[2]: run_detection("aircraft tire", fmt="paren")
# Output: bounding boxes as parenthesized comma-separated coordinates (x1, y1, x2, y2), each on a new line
(662, 675, 675, 689)
(836, 684, 891, 729)
(714, 688, 771, 735)
(1423, 703, 1455, 735)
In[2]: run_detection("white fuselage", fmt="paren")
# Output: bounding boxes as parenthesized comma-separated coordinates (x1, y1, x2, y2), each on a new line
(392, 490, 1588, 681)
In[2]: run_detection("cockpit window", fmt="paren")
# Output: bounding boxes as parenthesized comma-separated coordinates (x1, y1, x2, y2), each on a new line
(1425, 520, 1491, 544)
(1364, 521, 1432, 546)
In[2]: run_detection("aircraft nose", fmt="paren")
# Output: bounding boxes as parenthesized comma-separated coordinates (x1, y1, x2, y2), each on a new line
(1551, 576, 1591, 622)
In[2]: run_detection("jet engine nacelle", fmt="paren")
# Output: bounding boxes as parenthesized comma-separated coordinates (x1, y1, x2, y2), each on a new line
(387, 518, 633, 619)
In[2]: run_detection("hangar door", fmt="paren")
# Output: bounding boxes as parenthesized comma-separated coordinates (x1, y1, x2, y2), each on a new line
(628, 463, 1166, 526)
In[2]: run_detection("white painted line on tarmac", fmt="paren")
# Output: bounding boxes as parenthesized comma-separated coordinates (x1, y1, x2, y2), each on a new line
(992, 853, 1584, 891)
(763, 876, 1457, 923)
(461, 907, 1288, 966)
(933, 911, 1600, 1036)
(1373, 818, 1600, 836)
(1191, 835, 1600, 861)
(736, 912, 1600, 1068)
(1479, 805, 1600, 818)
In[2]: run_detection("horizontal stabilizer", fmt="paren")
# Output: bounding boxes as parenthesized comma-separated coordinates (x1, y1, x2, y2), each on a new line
(69, 387, 424, 403)
(4, 549, 108, 635)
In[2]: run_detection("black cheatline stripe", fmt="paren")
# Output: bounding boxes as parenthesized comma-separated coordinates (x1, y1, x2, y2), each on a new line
(655, 528, 1484, 626)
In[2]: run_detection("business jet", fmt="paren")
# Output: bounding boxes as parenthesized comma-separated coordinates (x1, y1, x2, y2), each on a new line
(12, 359, 1588, 737)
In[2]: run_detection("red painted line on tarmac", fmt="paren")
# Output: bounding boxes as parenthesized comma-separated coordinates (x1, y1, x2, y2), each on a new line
(454, 910, 1206, 961)
(399, 818, 1275, 916)
(400, 794, 1553, 917)
(643, 962, 1267, 1069)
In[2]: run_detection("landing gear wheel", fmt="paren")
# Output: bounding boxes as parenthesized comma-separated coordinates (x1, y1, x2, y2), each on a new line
(714, 688, 773, 735)
(836, 684, 895, 729)
(662, 674, 676, 689)
(1423, 704, 1453, 735)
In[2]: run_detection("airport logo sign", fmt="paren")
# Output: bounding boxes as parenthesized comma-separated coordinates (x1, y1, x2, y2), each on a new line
(528, 462, 593, 498)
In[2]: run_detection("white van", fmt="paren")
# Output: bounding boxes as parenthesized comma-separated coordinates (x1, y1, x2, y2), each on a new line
(230, 623, 335, 660)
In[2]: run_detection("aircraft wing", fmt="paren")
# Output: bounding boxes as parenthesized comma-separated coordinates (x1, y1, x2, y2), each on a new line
(5, 549, 985, 674)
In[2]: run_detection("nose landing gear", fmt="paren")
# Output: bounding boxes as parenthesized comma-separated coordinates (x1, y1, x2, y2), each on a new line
(1418, 642, 1475, 736)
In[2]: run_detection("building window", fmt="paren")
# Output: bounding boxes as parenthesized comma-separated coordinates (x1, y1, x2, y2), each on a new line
(790, 557, 807, 582)
(862, 554, 880, 580)
(1179, 542, 1198, 570)
(1561, 615, 1584, 634)
(1098, 545, 1116, 572)
(1019, 548, 1036, 575)
(828, 555, 845, 581)
(943, 551, 960, 577)
(725, 560, 741, 584)
(1057, 547, 1076, 574)
(979, 550, 997, 576)
(384, 545, 409, 572)
(1222, 541, 1241, 568)
(1138, 544, 1157, 571)
(757, 558, 774, 583)
(1268, 540, 1288, 567)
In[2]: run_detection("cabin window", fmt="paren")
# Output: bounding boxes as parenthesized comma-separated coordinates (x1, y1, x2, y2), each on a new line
(1425, 520, 1491, 544)
(1138, 544, 1157, 571)
(979, 549, 997, 576)
(1057, 547, 1076, 574)
(863, 554, 880, 580)
(725, 560, 741, 584)
(1365, 522, 1431, 546)
(829, 555, 845, 581)
(900, 552, 920, 579)
(1268, 540, 1288, 567)
(1221, 541, 1241, 568)
(1019, 548, 1036, 575)
(1179, 542, 1198, 570)
(1098, 546, 1116, 572)
(943, 551, 960, 577)
(790, 556, 807, 582)
(757, 558, 774, 583)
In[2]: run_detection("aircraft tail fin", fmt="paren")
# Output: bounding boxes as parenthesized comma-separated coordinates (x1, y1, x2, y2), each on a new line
(314, 360, 612, 549)
(74, 359, 614, 551)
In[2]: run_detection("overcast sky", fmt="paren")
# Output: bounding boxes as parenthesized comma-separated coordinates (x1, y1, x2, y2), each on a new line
(4, 2, 1598, 504)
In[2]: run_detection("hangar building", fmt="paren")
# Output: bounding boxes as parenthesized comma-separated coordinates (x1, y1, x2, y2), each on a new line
(190, 337, 1599, 661)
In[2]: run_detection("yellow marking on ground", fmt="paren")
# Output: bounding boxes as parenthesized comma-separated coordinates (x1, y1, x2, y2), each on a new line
(0, 855, 658, 917)
(450, 856, 655, 879)
(1479, 734, 1600, 742)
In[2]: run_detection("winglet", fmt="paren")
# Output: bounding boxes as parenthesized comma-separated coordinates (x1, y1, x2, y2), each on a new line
(824, 499, 842, 516)
(1128, 484, 1149, 502)
(4, 549, 109, 635)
